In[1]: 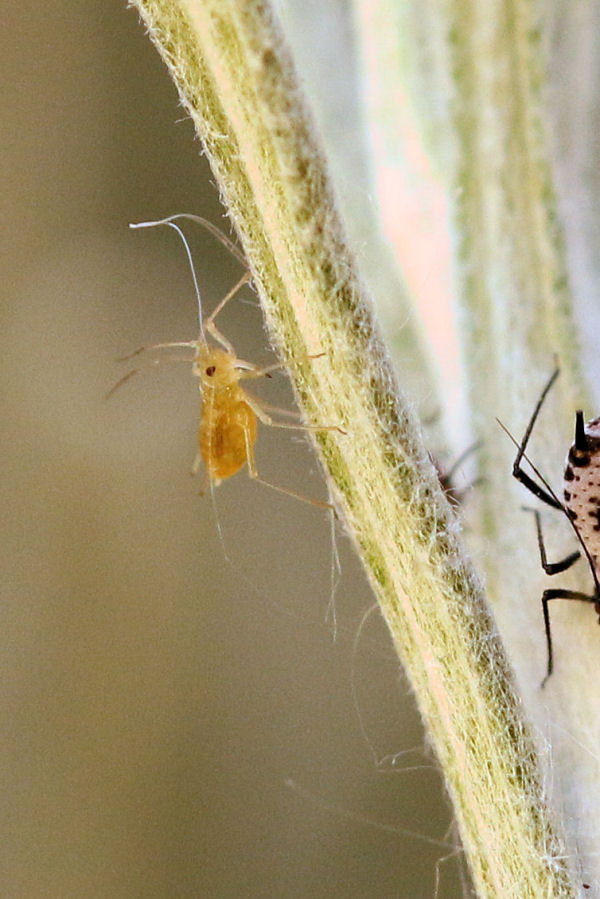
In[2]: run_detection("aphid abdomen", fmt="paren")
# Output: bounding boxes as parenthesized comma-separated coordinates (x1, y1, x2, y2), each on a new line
(563, 417, 600, 575)
(200, 398, 257, 482)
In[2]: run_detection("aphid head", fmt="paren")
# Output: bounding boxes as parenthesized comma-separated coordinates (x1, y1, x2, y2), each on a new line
(194, 347, 238, 389)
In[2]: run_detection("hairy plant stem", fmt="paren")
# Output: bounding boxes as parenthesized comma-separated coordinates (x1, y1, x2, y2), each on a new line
(130, 1, 576, 895)
(356, 0, 600, 889)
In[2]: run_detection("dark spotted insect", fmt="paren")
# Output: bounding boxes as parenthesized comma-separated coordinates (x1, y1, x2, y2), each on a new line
(500, 368, 600, 685)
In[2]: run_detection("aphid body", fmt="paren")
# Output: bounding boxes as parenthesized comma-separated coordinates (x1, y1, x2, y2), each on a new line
(195, 346, 257, 485)
(503, 368, 600, 683)
(562, 414, 600, 574)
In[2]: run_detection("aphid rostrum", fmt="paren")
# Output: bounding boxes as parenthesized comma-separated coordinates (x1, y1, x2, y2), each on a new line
(114, 213, 344, 511)
(500, 368, 600, 684)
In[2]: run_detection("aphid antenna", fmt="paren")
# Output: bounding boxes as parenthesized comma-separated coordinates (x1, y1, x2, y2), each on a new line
(130, 217, 208, 345)
(497, 415, 600, 598)
(129, 213, 248, 267)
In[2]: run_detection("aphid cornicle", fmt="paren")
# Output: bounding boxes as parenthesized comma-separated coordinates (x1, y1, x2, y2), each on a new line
(116, 213, 344, 511)
(502, 368, 600, 685)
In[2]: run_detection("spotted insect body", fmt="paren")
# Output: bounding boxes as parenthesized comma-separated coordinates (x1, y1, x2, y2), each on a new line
(501, 369, 600, 683)
(563, 416, 600, 576)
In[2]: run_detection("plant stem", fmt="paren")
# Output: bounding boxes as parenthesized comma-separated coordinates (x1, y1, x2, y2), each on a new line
(130, 1, 576, 894)
(356, 1, 600, 887)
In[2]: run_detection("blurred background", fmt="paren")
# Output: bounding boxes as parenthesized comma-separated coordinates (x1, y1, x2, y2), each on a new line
(2, 2, 465, 896)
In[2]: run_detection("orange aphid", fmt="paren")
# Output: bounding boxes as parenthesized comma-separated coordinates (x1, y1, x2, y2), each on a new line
(117, 214, 344, 511)
(196, 347, 258, 484)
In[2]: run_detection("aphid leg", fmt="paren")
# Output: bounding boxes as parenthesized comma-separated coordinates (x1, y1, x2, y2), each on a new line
(105, 369, 141, 401)
(242, 420, 337, 513)
(238, 353, 326, 380)
(204, 272, 252, 353)
(198, 473, 211, 497)
(245, 394, 346, 436)
(242, 396, 303, 419)
(242, 388, 311, 421)
(190, 452, 203, 477)
(508, 368, 563, 510)
(249, 472, 337, 513)
(530, 509, 581, 575)
(541, 588, 598, 687)
(242, 413, 340, 620)
(527, 509, 590, 685)
(105, 350, 195, 400)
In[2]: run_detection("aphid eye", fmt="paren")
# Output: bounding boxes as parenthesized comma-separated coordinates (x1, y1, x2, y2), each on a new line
(205, 365, 216, 377)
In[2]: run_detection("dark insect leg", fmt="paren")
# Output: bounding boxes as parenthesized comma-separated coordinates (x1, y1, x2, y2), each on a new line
(511, 368, 563, 510)
(531, 508, 587, 686)
(541, 588, 598, 687)
(531, 509, 580, 575)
